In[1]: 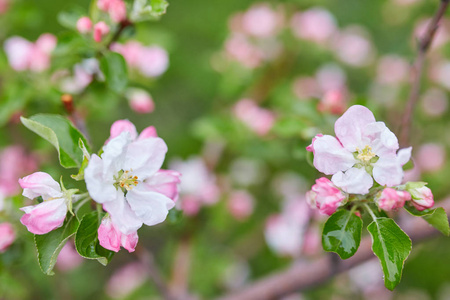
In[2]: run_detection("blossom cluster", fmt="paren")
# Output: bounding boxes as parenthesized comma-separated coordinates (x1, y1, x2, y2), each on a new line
(306, 105, 434, 215)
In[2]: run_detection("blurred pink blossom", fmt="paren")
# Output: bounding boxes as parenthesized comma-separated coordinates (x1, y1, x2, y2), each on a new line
(0, 223, 15, 252)
(0, 0, 9, 14)
(317, 89, 347, 115)
(4, 33, 57, 72)
(227, 190, 254, 220)
(76, 17, 93, 34)
(265, 198, 310, 257)
(333, 26, 374, 67)
(98, 0, 127, 23)
(111, 41, 169, 77)
(349, 259, 388, 298)
(225, 34, 264, 69)
(430, 60, 450, 90)
(376, 55, 409, 85)
(56, 241, 83, 272)
(125, 88, 155, 114)
(0, 146, 37, 196)
(233, 99, 275, 136)
(302, 226, 321, 256)
(93, 21, 110, 42)
(241, 4, 282, 38)
(106, 262, 148, 298)
(290, 8, 337, 44)
(416, 143, 446, 172)
(292, 77, 320, 100)
(59, 58, 102, 94)
(315, 64, 347, 93)
(170, 157, 219, 216)
(421, 88, 448, 117)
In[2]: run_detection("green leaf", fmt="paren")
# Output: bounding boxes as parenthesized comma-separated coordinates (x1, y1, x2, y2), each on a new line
(404, 206, 450, 236)
(367, 217, 412, 290)
(34, 215, 80, 275)
(57, 10, 83, 30)
(306, 150, 314, 168)
(100, 52, 128, 93)
(71, 139, 91, 181)
(21, 114, 91, 169)
(322, 209, 363, 259)
(130, 0, 169, 21)
(75, 212, 114, 266)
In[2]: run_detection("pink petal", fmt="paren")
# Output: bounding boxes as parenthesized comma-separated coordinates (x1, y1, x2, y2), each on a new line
(144, 170, 181, 201)
(20, 198, 67, 235)
(334, 105, 376, 152)
(312, 135, 356, 175)
(138, 126, 158, 140)
(121, 231, 138, 253)
(331, 167, 373, 194)
(98, 216, 121, 252)
(109, 120, 138, 141)
(19, 172, 62, 200)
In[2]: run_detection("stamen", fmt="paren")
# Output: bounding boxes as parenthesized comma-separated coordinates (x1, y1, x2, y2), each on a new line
(357, 145, 376, 162)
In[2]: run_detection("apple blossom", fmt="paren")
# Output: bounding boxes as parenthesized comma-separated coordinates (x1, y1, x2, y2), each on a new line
(421, 88, 448, 117)
(290, 8, 337, 44)
(85, 121, 180, 237)
(0, 222, 15, 252)
(307, 105, 412, 194)
(170, 156, 219, 216)
(19, 172, 76, 234)
(241, 4, 281, 38)
(107, 119, 158, 143)
(106, 262, 148, 298)
(76, 17, 93, 34)
(333, 26, 374, 67)
(225, 34, 264, 69)
(233, 99, 275, 136)
(306, 177, 346, 215)
(98, 215, 138, 252)
(126, 88, 155, 114)
(4, 33, 56, 72)
(317, 89, 347, 115)
(416, 143, 446, 172)
(406, 184, 434, 211)
(376, 188, 411, 211)
(227, 190, 254, 220)
(98, 0, 127, 23)
(0, 0, 9, 14)
(93, 22, 110, 43)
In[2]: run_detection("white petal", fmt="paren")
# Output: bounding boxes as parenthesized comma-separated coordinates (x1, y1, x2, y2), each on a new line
(373, 154, 404, 187)
(124, 137, 168, 179)
(103, 194, 143, 235)
(313, 135, 356, 175)
(332, 167, 373, 194)
(19, 172, 62, 200)
(85, 155, 118, 204)
(334, 105, 375, 151)
(126, 185, 175, 226)
(101, 132, 131, 174)
(362, 122, 398, 157)
(397, 147, 412, 166)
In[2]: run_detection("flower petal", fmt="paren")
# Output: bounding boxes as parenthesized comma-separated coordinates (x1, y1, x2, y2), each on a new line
(84, 155, 118, 204)
(373, 154, 404, 187)
(137, 126, 158, 140)
(144, 170, 181, 202)
(362, 122, 398, 157)
(334, 105, 376, 151)
(331, 167, 373, 194)
(124, 137, 168, 179)
(126, 185, 175, 227)
(103, 194, 143, 235)
(98, 216, 121, 252)
(20, 198, 67, 235)
(312, 135, 356, 175)
(121, 231, 138, 253)
(397, 147, 412, 166)
(109, 119, 138, 141)
(19, 172, 62, 200)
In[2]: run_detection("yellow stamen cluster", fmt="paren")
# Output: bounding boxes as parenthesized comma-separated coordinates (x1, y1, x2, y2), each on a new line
(356, 145, 376, 162)
(117, 170, 139, 191)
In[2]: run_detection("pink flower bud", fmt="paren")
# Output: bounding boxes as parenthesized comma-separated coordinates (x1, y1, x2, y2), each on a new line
(108, 0, 127, 23)
(76, 17, 93, 34)
(137, 46, 169, 77)
(409, 186, 434, 211)
(376, 188, 411, 211)
(138, 126, 158, 139)
(93, 22, 110, 43)
(227, 190, 254, 220)
(97, 0, 111, 11)
(233, 99, 275, 136)
(0, 0, 10, 15)
(306, 177, 345, 215)
(126, 88, 155, 114)
(0, 223, 15, 252)
(98, 216, 138, 252)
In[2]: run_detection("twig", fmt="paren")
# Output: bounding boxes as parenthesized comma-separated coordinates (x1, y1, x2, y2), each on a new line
(399, 0, 450, 146)
(106, 20, 133, 49)
(216, 201, 450, 300)
(135, 244, 177, 300)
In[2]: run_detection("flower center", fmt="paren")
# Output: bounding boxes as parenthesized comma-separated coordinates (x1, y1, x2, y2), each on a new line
(114, 170, 139, 192)
(356, 145, 376, 163)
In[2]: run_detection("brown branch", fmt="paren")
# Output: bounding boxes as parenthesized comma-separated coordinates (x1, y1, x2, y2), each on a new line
(106, 20, 133, 49)
(216, 201, 450, 300)
(399, 0, 450, 146)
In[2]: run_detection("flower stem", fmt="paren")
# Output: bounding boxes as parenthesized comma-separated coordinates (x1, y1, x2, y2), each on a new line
(363, 203, 377, 221)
